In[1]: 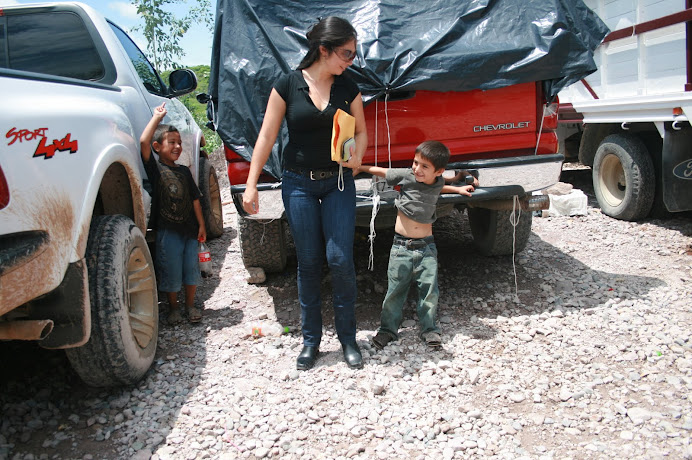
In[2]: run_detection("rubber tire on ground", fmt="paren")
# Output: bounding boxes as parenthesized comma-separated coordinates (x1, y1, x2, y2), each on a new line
(468, 207, 532, 256)
(198, 156, 224, 239)
(593, 133, 655, 221)
(237, 214, 287, 272)
(66, 215, 158, 387)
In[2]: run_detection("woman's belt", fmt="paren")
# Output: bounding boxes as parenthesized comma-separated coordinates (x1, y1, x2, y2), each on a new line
(285, 165, 342, 181)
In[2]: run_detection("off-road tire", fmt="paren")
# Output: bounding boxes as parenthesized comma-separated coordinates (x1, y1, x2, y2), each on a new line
(237, 214, 287, 272)
(468, 207, 532, 256)
(66, 215, 158, 387)
(593, 134, 655, 221)
(199, 157, 224, 239)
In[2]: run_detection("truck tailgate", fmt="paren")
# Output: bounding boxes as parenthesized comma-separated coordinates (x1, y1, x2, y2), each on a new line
(364, 82, 546, 166)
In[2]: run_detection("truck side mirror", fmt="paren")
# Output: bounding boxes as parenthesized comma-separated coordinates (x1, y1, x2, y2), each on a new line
(168, 69, 197, 97)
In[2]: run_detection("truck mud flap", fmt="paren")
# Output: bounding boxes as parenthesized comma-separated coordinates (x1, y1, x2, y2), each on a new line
(662, 122, 692, 212)
(26, 259, 90, 349)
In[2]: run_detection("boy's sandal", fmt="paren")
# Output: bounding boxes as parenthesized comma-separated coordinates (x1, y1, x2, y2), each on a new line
(186, 305, 202, 323)
(422, 332, 442, 348)
(372, 332, 393, 350)
(167, 309, 184, 325)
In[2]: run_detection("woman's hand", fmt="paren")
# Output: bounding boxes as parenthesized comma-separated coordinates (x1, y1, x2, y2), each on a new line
(242, 186, 259, 214)
(342, 144, 362, 171)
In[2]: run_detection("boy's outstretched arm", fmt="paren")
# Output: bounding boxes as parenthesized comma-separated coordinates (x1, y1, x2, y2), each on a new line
(357, 164, 388, 178)
(140, 102, 167, 162)
(193, 199, 207, 242)
(441, 184, 475, 197)
(445, 169, 479, 187)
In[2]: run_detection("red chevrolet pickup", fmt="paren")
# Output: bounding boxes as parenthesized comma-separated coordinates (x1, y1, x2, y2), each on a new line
(223, 83, 560, 271)
(205, 0, 608, 272)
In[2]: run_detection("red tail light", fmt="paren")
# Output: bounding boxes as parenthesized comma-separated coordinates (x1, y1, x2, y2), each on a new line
(0, 165, 9, 210)
(535, 91, 559, 155)
(224, 145, 245, 163)
(542, 101, 559, 131)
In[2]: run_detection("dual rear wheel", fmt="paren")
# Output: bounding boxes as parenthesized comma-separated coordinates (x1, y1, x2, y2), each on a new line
(593, 133, 655, 221)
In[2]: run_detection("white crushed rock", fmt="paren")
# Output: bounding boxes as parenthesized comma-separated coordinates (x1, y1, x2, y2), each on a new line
(1, 171, 691, 460)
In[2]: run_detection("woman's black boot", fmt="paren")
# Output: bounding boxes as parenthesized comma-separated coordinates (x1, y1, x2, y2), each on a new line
(342, 342, 363, 369)
(296, 346, 319, 370)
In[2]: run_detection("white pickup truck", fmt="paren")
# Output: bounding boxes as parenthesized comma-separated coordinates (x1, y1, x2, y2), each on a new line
(0, 2, 223, 386)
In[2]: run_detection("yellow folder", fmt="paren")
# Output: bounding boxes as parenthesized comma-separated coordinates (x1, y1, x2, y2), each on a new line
(331, 108, 355, 162)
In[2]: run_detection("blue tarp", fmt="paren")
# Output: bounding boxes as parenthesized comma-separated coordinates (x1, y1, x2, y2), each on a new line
(207, 0, 609, 179)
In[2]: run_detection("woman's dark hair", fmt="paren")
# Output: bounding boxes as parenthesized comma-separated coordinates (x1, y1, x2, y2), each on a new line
(297, 16, 357, 70)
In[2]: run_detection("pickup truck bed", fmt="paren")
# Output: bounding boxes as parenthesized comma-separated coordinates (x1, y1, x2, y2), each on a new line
(207, 0, 608, 272)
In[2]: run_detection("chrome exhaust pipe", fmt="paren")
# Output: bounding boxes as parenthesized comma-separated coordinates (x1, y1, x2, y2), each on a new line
(469, 194, 550, 211)
(0, 320, 54, 341)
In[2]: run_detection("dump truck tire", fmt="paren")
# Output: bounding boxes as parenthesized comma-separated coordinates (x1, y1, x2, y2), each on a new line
(593, 134, 654, 221)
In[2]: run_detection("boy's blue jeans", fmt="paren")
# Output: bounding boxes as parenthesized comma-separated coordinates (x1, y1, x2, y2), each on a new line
(281, 169, 357, 348)
(378, 235, 440, 339)
(155, 227, 200, 292)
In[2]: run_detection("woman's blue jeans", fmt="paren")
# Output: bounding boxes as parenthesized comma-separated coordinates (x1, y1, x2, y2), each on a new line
(282, 169, 357, 347)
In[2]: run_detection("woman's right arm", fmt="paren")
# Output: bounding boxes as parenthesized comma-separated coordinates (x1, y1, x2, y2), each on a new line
(242, 88, 286, 214)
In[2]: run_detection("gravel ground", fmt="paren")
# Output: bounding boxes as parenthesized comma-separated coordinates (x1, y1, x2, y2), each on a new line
(1, 168, 691, 460)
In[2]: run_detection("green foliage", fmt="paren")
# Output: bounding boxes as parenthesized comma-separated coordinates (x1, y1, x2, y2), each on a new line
(132, 0, 213, 71)
(164, 65, 222, 155)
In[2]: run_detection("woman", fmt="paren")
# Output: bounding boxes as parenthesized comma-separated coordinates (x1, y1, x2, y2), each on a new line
(242, 17, 367, 370)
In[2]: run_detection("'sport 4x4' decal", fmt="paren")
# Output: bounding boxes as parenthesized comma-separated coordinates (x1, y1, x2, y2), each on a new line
(6, 127, 79, 159)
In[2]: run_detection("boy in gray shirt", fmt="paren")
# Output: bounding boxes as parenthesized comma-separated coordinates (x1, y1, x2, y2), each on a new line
(358, 141, 475, 348)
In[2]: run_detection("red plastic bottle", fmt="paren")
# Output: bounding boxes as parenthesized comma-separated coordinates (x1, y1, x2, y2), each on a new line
(198, 240, 212, 277)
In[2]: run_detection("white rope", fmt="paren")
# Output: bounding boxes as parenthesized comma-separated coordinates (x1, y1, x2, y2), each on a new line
(368, 191, 381, 271)
(366, 98, 381, 270)
(374, 99, 378, 167)
(533, 103, 547, 156)
(510, 196, 521, 302)
(364, 92, 397, 270)
(337, 163, 345, 191)
(385, 94, 392, 167)
(259, 218, 278, 246)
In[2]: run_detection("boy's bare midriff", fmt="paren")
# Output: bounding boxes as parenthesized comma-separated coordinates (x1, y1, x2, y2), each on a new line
(395, 211, 433, 239)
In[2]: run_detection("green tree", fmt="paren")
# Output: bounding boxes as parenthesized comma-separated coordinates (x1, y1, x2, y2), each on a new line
(133, 0, 213, 71)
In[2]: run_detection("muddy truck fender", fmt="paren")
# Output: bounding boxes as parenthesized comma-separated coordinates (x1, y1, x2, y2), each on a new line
(0, 1, 217, 387)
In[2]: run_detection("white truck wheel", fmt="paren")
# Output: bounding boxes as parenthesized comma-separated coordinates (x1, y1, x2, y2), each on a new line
(66, 215, 158, 387)
(199, 157, 224, 239)
(468, 207, 532, 256)
(237, 215, 287, 272)
(593, 134, 654, 221)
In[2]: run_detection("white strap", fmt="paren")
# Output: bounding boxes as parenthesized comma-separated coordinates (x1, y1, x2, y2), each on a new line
(510, 196, 522, 302)
(337, 163, 345, 191)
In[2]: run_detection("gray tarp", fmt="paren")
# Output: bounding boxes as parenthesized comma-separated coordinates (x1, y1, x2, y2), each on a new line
(207, 0, 609, 180)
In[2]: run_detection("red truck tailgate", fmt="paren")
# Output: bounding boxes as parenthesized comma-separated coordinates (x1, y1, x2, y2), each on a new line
(363, 81, 552, 166)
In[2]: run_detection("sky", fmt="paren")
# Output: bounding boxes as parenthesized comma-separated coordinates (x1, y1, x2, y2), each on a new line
(0, 0, 214, 67)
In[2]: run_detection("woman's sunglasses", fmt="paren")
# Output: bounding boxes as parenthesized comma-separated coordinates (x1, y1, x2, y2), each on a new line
(334, 47, 357, 62)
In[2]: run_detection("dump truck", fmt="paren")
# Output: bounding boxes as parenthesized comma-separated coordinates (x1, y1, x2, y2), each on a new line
(558, 0, 692, 221)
